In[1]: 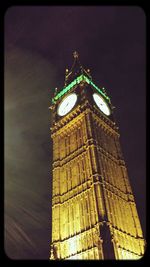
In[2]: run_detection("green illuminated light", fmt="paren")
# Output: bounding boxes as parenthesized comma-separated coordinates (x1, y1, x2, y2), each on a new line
(52, 74, 110, 103)
(90, 80, 110, 101)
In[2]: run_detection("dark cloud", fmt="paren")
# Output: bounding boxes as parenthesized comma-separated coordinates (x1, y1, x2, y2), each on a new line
(5, 46, 55, 259)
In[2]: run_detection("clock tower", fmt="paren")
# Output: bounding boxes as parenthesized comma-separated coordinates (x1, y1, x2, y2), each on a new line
(49, 52, 145, 259)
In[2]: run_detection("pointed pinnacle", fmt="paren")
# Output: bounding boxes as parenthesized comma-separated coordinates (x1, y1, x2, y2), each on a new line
(73, 51, 79, 59)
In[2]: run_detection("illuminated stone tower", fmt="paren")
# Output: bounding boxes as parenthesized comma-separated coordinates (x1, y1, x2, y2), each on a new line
(49, 52, 145, 260)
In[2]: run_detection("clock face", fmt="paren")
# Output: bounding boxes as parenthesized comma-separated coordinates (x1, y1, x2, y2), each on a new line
(93, 93, 110, 116)
(57, 93, 77, 116)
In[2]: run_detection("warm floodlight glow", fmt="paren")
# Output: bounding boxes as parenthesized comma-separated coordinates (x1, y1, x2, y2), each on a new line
(93, 93, 111, 116)
(69, 236, 77, 255)
(57, 93, 77, 116)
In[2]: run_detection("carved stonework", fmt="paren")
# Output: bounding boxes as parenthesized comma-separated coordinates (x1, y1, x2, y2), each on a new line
(50, 55, 145, 259)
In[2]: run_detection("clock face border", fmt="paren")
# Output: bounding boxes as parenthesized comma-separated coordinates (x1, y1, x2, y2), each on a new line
(93, 93, 111, 116)
(57, 93, 78, 117)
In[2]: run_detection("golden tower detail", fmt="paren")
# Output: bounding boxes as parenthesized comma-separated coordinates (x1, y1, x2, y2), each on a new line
(49, 52, 145, 260)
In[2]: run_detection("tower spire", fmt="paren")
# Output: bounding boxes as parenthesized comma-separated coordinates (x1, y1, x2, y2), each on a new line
(64, 51, 92, 86)
(73, 51, 79, 59)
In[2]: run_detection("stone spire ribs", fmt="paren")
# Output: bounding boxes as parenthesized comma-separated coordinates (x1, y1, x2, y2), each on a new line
(64, 51, 92, 86)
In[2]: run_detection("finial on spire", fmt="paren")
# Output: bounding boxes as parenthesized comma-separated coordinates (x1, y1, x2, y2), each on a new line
(64, 51, 92, 86)
(73, 51, 79, 59)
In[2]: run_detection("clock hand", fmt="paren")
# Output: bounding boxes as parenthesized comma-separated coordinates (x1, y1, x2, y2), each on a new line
(65, 103, 69, 108)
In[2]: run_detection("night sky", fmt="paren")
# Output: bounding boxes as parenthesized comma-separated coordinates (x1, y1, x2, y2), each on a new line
(4, 6, 146, 259)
